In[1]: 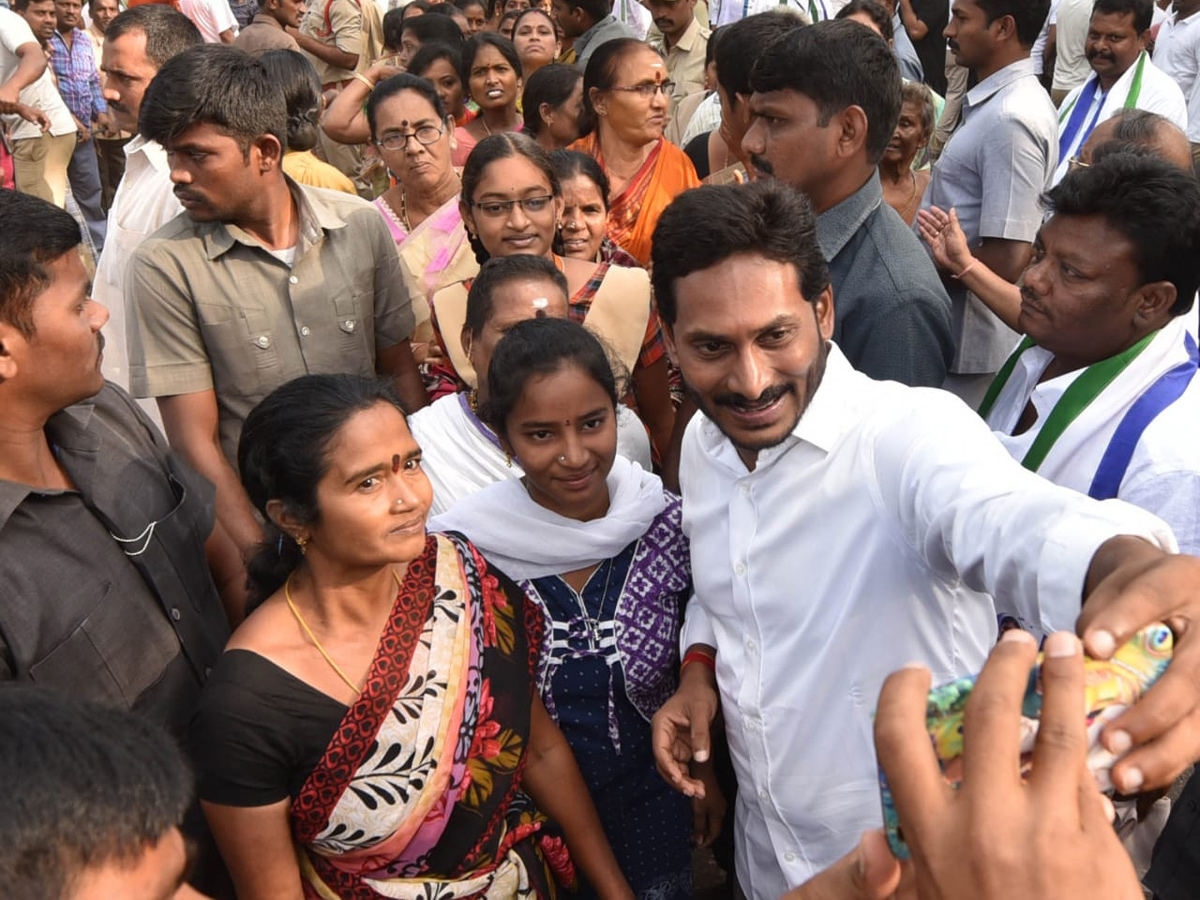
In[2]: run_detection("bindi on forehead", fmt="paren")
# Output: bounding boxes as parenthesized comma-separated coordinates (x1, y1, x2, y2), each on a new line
(392, 454, 401, 473)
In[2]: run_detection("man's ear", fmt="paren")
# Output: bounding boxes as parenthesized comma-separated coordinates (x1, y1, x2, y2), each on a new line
(836, 105, 869, 161)
(460, 326, 473, 361)
(254, 133, 285, 173)
(1133, 281, 1178, 328)
(0, 323, 27, 383)
(662, 321, 680, 368)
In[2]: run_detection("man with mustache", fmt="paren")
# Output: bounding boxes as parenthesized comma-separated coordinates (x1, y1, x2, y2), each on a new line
(1052, 0, 1185, 183)
(1151, 0, 1200, 161)
(646, 0, 709, 117)
(93, 4, 200, 415)
(125, 44, 428, 591)
(918, 0, 1057, 406)
(740, 19, 954, 388)
(647, 178, 1200, 900)
(232, 0, 306, 57)
(0, 186, 233, 897)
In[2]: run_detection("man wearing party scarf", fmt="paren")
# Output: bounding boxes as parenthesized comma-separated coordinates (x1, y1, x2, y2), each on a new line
(1052, 0, 1186, 184)
(647, 179, 1200, 900)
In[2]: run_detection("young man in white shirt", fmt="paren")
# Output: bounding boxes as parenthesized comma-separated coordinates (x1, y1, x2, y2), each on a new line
(93, 4, 200, 409)
(1051, 0, 1186, 183)
(1151, 0, 1200, 156)
(646, 179, 1200, 900)
(177, 0, 238, 42)
(983, 152, 1200, 556)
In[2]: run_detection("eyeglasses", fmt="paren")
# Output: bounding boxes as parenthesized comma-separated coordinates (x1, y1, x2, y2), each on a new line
(609, 81, 675, 98)
(375, 124, 444, 151)
(1067, 155, 1091, 171)
(471, 194, 555, 217)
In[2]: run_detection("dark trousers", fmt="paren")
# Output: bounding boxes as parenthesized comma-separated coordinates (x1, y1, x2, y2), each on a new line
(68, 136, 107, 253)
(95, 135, 130, 212)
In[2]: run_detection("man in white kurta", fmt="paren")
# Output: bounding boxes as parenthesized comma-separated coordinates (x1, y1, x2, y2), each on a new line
(1054, 50, 1186, 182)
(645, 180, 1200, 900)
(1151, 0, 1200, 147)
(985, 152, 1200, 560)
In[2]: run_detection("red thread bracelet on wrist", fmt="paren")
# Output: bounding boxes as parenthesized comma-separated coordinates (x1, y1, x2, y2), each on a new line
(682, 650, 716, 673)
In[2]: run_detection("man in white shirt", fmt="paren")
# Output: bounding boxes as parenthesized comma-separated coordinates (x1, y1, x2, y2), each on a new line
(1152, 0, 1200, 155)
(94, 4, 200, 406)
(983, 152, 1200, 561)
(646, 180, 1200, 899)
(1052, 0, 1186, 182)
(1051, 0, 1093, 101)
(177, 0, 238, 42)
(1, 2, 75, 204)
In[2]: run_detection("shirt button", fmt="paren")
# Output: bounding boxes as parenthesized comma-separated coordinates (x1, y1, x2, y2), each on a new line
(289, 274, 299, 284)
(255, 335, 271, 348)
(343, 319, 356, 332)
(170, 607, 181, 621)
(758, 789, 769, 801)
(784, 851, 796, 863)
(745, 637, 756, 651)
(739, 483, 750, 496)
(204, 666, 213, 678)
(300, 326, 311, 336)
(734, 561, 746, 576)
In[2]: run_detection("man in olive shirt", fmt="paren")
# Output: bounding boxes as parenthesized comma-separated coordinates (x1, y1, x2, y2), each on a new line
(233, 0, 305, 58)
(126, 45, 428, 569)
(0, 187, 234, 894)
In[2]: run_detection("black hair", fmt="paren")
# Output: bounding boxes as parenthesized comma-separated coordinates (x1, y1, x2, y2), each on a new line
(714, 10, 803, 105)
(522, 62, 582, 135)
(705, 22, 724, 68)
(550, 147, 609, 202)
(238, 375, 408, 609)
(461, 31, 523, 87)
(454, 0, 487, 11)
(835, 0, 894, 40)
(461, 132, 561, 263)
(0, 685, 191, 900)
(482, 317, 619, 438)
(1046, 151, 1200, 316)
(0, 189, 82, 338)
(428, 1, 464, 15)
(1106, 106, 1168, 143)
(139, 44, 287, 155)
(410, 40, 464, 75)
(104, 4, 202, 67)
(465, 254, 569, 337)
(366, 72, 450, 141)
(974, 0, 1051, 48)
(498, 8, 523, 35)
(557, 0, 610, 24)
(402, 9, 467, 44)
(750, 19, 900, 165)
(258, 49, 322, 153)
(10, 0, 50, 13)
(383, 7, 407, 50)
(578, 37, 659, 136)
(1092, 0, 1153, 32)
(650, 180, 830, 326)
(402, 0, 433, 18)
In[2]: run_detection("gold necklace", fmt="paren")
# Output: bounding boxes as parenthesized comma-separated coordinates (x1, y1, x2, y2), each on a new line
(284, 570, 403, 696)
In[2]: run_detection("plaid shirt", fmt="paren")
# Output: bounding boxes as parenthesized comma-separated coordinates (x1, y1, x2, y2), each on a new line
(48, 27, 106, 123)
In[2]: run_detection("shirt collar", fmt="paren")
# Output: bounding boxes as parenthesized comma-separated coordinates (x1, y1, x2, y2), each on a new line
(576, 14, 617, 52)
(202, 177, 347, 261)
(965, 57, 1036, 112)
(672, 15, 703, 53)
(0, 395, 100, 532)
(815, 172, 882, 260)
(250, 12, 286, 29)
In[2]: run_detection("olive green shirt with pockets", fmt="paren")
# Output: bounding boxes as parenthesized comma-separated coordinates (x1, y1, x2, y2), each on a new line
(127, 180, 416, 464)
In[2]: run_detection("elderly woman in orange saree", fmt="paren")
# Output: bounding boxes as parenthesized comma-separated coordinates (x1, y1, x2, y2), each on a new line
(191, 375, 634, 900)
(568, 38, 699, 268)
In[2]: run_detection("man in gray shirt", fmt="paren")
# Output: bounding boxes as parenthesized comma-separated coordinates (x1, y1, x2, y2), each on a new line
(918, 0, 1057, 404)
(742, 18, 953, 387)
(552, 0, 637, 68)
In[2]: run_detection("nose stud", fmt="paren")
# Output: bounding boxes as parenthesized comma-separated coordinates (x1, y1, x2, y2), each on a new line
(558, 454, 566, 463)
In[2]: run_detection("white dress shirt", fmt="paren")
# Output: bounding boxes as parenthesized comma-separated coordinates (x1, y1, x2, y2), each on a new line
(0, 8, 75, 140)
(1152, 7, 1200, 140)
(176, 0, 238, 43)
(986, 317, 1200, 556)
(94, 136, 181, 425)
(678, 343, 1176, 899)
(1052, 52, 1188, 183)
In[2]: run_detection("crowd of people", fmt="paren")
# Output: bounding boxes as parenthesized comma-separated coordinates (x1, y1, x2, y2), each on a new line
(4, 0, 1200, 897)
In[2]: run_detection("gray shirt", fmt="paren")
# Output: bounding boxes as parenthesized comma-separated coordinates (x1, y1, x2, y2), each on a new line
(574, 14, 638, 70)
(892, 13, 924, 83)
(0, 383, 228, 743)
(127, 179, 416, 463)
(819, 172, 954, 387)
(918, 57, 1057, 374)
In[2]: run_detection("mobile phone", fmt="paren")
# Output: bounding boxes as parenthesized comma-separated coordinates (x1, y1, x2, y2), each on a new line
(879, 623, 1174, 860)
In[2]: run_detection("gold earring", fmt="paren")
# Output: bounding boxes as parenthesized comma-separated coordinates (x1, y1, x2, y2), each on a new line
(505, 452, 513, 468)
(295, 535, 307, 554)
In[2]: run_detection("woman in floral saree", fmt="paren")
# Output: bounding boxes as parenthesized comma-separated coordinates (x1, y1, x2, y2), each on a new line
(191, 375, 632, 900)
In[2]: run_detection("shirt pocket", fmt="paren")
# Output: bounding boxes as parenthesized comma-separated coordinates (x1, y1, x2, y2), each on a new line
(332, 290, 373, 365)
(28, 581, 178, 706)
(195, 300, 279, 393)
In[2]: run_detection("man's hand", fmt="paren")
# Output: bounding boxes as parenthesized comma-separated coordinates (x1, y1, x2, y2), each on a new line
(0, 100, 49, 130)
(874, 629, 1143, 900)
(689, 760, 725, 848)
(1079, 537, 1200, 794)
(651, 650, 718, 797)
(781, 831, 908, 900)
